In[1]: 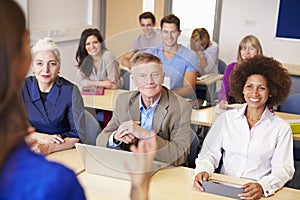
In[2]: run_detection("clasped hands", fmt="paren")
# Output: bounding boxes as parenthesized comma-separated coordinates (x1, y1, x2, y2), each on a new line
(114, 120, 155, 144)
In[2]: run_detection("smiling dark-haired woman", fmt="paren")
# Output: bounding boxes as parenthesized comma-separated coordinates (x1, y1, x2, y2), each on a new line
(194, 56, 294, 199)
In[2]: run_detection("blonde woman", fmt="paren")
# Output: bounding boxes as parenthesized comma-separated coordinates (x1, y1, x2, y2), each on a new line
(218, 35, 263, 109)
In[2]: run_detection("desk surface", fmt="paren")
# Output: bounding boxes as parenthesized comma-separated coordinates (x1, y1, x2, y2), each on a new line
(197, 74, 223, 85)
(283, 63, 300, 76)
(46, 148, 84, 175)
(82, 89, 127, 111)
(191, 106, 300, 141)
(78, 166, 300, 200)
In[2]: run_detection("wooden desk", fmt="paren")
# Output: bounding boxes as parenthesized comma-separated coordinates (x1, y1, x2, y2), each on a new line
(283, 63, 300, 76)
(46, 148, 84, 175)
(197, 74, 223, 85)
(82, 89, 127, 111)
(77, 166, 300, 200)
(191, 106, 300, 140)
(191, 107, 218, 126)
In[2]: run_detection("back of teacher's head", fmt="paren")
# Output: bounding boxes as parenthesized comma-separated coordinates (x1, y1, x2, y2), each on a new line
(0, 0, 27, 99)
(0, 0, 29, 169)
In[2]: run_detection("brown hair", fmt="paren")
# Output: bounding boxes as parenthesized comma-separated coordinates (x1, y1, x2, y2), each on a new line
(230, 56, 291, 106)
(0, 0, 29, 169)
(160, 14, 180, 31)
(139, 12, 156, 24)
(190, 28, 211, 50)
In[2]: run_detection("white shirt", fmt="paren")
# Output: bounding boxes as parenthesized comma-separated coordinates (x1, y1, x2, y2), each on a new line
(195, 104, 294, 196)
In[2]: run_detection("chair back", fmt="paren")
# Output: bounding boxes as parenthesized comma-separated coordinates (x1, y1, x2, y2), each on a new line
(83, 110, 102, 145)
(218, 59, 227, 74)
(120, 68, 131, 90)
(280, 93, 300, 114)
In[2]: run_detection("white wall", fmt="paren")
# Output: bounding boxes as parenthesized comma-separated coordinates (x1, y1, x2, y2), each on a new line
(25, 0, 100, 83)
(27, 0, 300, 82)
(219, 0, 300, 65)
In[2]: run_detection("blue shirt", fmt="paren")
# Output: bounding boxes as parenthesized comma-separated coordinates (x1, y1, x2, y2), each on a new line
(22, 76, 85, 139)
(146, 45, 198, 91)
(139, 94, 161, 131)
(0, 141, 86, 200)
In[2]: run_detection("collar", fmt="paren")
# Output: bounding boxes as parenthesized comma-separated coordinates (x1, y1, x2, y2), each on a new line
(234, 103, 274, 123)
(139, 93, 162, 111)
(30, 76, 61, 104)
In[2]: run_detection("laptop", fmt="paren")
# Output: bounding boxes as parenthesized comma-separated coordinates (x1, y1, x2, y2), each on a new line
(75, 143, 169, 180)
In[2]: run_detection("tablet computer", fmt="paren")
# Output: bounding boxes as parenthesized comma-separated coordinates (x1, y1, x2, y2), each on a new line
(202, 180, 244, 199)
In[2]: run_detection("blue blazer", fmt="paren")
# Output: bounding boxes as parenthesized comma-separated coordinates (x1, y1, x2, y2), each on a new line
(22, 76, 85, 139)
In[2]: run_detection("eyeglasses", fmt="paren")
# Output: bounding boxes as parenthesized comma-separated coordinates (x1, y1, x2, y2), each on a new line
(135, 72, 161, 81)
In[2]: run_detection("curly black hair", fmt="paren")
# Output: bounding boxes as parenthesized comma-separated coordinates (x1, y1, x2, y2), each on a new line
(230, 56, 291, 106)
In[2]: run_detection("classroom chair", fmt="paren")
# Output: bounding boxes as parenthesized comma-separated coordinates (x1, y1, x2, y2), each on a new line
(213, 59, 227, 102)
(218, 59, 227, 74)
(120, 68, 131, 90)
(83, 110, 102, 145)
(279, 93, 300, 160)
(279, 93, 300, 115)
(280, 93, 300, 189)
(187, 127, 201, 168)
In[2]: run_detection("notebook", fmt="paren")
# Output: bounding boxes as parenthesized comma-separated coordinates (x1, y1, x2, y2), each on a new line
(75, 143, 169, 180)
(81, 86, 104, 95)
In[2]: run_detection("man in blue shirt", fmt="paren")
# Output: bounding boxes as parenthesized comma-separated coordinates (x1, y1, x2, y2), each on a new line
(146, 14, 198, 99)
(97, 52, 192, 166)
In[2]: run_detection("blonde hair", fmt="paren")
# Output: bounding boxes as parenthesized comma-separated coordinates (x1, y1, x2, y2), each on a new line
(237, 35, 263, 61)
(190, 28, 210, 49)
(32, 37, 61, 64)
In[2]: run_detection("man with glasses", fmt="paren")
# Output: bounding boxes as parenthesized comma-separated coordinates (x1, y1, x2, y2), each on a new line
(97, 52, 191, 166)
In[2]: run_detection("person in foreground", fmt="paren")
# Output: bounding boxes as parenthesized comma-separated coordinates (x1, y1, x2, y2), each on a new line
(218, 35, 263, 109)
(194, 56, 294, 199)
(0, 1, 85, 199)
(22, 37, 85, 155)
(96, 52, 192, 166)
